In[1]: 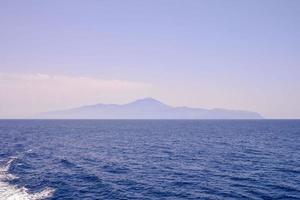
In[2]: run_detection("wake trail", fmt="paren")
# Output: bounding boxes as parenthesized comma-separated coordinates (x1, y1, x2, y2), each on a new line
(0, 157, 54, 200)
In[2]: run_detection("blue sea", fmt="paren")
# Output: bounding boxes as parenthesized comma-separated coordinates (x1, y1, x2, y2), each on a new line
(0, 120, 299, 199)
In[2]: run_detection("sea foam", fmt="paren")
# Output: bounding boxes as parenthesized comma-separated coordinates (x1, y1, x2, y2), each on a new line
(0, 157, 54, 200)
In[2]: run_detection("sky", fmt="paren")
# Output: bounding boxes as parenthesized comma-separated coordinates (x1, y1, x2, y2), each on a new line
(0, 0, 299, 118)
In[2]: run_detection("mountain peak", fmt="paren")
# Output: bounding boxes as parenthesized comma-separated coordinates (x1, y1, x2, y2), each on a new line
(134, 97, 161, 103)
(127, 97, 168, 107)
(127, 97, 169, 108)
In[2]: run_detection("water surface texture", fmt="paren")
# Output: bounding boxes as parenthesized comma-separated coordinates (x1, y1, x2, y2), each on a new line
(0, 120, 299, 199)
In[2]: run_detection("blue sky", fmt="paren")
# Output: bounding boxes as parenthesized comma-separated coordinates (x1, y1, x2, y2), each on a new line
(0, 0, 299, 118)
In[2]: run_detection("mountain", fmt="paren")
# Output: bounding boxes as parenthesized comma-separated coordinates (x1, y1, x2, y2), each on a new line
(39, 98, 263, 119)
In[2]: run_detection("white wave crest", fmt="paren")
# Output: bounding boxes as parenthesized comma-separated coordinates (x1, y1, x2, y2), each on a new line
(0, 157, 54, 200)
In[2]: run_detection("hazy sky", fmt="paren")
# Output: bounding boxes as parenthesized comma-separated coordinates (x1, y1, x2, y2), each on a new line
(0, 0, 299, 118)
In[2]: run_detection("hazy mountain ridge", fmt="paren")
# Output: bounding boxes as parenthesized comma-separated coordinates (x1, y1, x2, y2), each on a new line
(39, 98, 263, 119)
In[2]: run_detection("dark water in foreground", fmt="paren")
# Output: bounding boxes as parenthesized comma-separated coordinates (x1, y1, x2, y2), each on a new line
(0, 120, 299, 199)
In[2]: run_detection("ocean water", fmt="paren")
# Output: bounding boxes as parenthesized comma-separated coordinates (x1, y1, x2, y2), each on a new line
(0, 120, 299, 200)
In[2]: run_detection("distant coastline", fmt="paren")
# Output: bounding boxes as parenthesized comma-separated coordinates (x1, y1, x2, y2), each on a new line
(37, 98, 263, 119)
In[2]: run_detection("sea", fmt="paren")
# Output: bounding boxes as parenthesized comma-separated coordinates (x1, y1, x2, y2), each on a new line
(0, 120, 299, 200)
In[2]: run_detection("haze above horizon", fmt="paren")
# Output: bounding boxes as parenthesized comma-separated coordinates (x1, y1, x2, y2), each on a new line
(0, 0, 299, 119)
